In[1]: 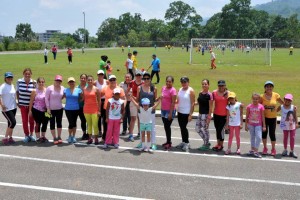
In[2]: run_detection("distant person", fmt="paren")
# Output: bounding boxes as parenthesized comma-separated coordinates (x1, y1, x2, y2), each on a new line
(82, 46, 85, 54)
(147, 54, 160, 84)
(201, 46, 205, 55)
(289, 46, 293, 55)
(154, 44, 157, 50)
(210, 50, 216, 69)
(121, 45, 124, 53)
(51, 45, 57, 60)
(125, 53, 134, 79)
(132, 50, 138, 75)
(67, 48, 73, 64)
(44, 47, 48, 64)
(182, 44, 184, 50)
(106, 60, 113, 78)
(99, 55, 108, 79)
(186, 44, 189, 52)
(128, 45, 131, 53)
(221, 45, 225, 55)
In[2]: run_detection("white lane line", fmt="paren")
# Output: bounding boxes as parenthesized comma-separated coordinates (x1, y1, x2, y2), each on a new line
(0, 154, 300, 187)
(0, 181, 152, 200)
(0, 122, 297, 147)
(1, 135, 300, 164)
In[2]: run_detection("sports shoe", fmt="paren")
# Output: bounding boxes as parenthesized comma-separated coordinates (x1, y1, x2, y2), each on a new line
(176, 142, 185, 149)
(87, 138, 93, 144)
(212, 144, 220, 151)
(102, 143, 108, 149)
(81, 133, 88, 140)
(162, 142, 168, 147)
(136, 142, 142, 148)
(36, 138, 43, 143)
(289, 151, 298, 158)
(29, 135, 36, 142)
(253, 152, 262, 158)
(98, 132, 103, 138)
(23, 136, 31, 143)
(57, 137, 63, 144)
(225, 149, 231, 155)
(271, 148, 276, 156)
(42, 137, 49, 143)
(144, 147, 149, 152)
(72, 137, 77, 143)
(198, 145, 209, 151)
(151, 144, 157, 150)
(164, 143, 172, 150)
(114, 144, 119, 149)
(94, 138, 99, 145)
(247, 150, 254, 156)
(236, 149, 241, 155)
(282, 149, 288, 156)
(262, 147, 268, 155)
(182, 143, 190, 152)
(128, 135, 134, 142)
(2, 138, 9, 145)
(121, 130, 126, 135)
(8, 137, 15, 144)
(67, 136, 73, 144)
(53, 138, 59, 145)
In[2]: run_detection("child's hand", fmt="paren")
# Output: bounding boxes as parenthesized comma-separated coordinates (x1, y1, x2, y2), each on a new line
(188, 115, 192, 122)
(120, 119, 123, 123)
(240, 124, 243, 129)
(225, 125, 229, 130)
(245, 126, 248, 132)
(296, 124, 299, 129)
(262, 126, 266, 132)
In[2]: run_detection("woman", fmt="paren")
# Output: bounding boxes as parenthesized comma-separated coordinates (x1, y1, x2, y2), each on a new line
(29, 77, 49, 143)
(101, 75, 126, 142)
(67, 48, 73, 64)
(64, 77, 83, 143)
(94, 69, 107, 138)
(16, 68, 36, 143)
(119, 73, 132, 135)
(137, 72, 158, 150)
(0, 72, 17, 145)
(260, 81, 283, 156)
(45, 75, 65, 145)
(212, 80, 228, 152)
(83, 75, 101, 144)
(195, 79, 213, 151)
(161, 76, 177, 150)
(78, 74, 88, 140)
(176, 76, 195, 152)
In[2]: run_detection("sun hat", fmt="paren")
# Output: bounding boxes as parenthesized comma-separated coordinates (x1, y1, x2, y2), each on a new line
(4, 72, 13, 78)
(141, 98, 150, 105)
(284, 94, 293, 101)
(227, 92, 236, 99)
(54, 75, 62, 81)
(68, 77, 75, 82)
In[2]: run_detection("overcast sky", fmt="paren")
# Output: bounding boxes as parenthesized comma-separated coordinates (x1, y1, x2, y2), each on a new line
(0, 0, 271, 37)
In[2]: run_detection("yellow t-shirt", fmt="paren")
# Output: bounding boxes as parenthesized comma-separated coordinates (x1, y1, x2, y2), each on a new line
(132, 55, 137, 69)
(260, 92, 281, 118)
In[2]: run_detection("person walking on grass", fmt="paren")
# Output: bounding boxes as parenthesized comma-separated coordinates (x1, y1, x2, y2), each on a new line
(147, 54, 160, 84)
(28, 77, 49, 143)
(51, 45, 57, 60)
(0, 72, 17, 145)
(225, 92, 244, 155)
(67, 47, 73, 64)
(210, 49, 216, 69)
(44, 47, 48, 64)
(195, 79, 213, 151)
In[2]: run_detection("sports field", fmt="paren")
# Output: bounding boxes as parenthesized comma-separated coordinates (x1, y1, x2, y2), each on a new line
(0, 47, 299, 110)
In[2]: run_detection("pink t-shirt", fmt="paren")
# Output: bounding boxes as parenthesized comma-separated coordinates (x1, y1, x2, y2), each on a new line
(213, 90, 228, 116)
(45, 85, 64, 110)
(246, 103, 265, 126)
(161, 86, 177, 110)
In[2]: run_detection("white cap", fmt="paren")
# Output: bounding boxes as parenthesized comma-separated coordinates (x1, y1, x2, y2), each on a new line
(113, 88, 121, 94)
(97, 70, 105, 75)
(109, 75, 117, 80)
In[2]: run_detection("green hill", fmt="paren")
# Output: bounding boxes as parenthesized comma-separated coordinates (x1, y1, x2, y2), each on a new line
(254, 0, 300, 19)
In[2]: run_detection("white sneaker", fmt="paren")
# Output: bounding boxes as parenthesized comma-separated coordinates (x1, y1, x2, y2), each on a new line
(176, 142, 185, 149)
(182, 143, 190, 152)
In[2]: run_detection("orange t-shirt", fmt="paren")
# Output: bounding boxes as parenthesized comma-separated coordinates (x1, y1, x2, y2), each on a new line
(101, 86, 125, 109)
(83, 87, 99, 114)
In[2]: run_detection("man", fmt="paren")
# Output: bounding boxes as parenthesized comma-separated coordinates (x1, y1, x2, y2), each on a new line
(131, 50, 138, 75)
(44, 47, 48, 64)
(210, 49, 216, 69)
(99, 55, 108, 79)
(147, 54, 160, 84)
(51, 45, 57, 60)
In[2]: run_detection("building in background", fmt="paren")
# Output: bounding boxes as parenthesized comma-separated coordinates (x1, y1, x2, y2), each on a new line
(37, 30, 61, 42)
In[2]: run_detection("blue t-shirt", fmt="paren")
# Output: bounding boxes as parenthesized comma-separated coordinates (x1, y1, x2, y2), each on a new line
(64, 88, 82, 110)
(151, 58, 160, 71)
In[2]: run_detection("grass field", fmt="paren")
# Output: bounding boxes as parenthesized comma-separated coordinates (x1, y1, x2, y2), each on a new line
(0, 47, 299, 114)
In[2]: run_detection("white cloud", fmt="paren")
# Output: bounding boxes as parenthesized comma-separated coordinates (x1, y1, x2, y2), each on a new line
(39, 0, 61, 9)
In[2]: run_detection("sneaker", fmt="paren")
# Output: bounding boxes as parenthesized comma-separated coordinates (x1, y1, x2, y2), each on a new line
(102, 143, 108, 149)
(262, 147, 268, 155)
(72, 137, 77, 143)
(253, 152, 262, 158)
(247, 150, 254, 156)
(128, 135, 134, 142)
(151, 144, 157, 151)
(81, 133, 88, 140)
(271, 148, 276, 156)
(213, 145, 223, 152)
(225, 149, 231, 155)
(164, 143, 172, 150)
(136, 142, 142, 148)
(289, 151, 298, 158)
(139, 147, 145, 152)
(114, 144, 119, 149)
(176, 142, 185, 149)
(57, 137, 63, 144)
(8, 137, 15, 144)
(67, 136, 73, 144)
(144, 147, 149, 152)
(53, 138, 59, 145)
(162, 142, 168, 147)
(36, 138, 43, 143)
(121, 130, 126, 135)
(23, 136, 31, 143)
(198, 144, 209, 151)
(212, 144, 220, 151)
(42, 137, 49, 143)
(29, 135, 36, 142)
(182, 143, 190, 152)
(136, 133, 140, 139)
(94, 138, 99, 145)
(2, 138, 9, 145)
(282, 149, 288, 156)
(236, 149, 241, 155)
(87, 138, 93, 144)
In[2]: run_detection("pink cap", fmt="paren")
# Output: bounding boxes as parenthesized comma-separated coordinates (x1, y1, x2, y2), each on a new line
(55, 75, 62, 81)
(284, 94, 293, 101)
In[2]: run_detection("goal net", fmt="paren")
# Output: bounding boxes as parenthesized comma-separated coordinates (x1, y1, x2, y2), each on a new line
(189, 38, 271, 66)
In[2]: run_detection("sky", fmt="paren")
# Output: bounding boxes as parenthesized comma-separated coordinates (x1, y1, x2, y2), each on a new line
(0, 0, 271, 37)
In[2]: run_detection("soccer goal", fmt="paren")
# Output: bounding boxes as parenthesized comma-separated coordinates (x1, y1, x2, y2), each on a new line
(189, 38, 272, 66)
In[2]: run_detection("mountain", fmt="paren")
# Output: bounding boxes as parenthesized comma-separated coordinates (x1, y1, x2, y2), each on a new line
(254, 0, 300, 19)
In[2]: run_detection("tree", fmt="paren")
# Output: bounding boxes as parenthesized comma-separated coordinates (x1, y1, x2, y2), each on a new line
(2, 37, 10, 50)
(64, 36, 76, 48)
(74, 28, 89, 44)
(145, 19, 167, 41)
(97, 18, 119, 43)
(15, 23, 35, 42)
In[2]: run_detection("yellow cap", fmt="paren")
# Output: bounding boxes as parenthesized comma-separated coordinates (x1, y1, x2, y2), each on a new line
(227, 92, 236, 99)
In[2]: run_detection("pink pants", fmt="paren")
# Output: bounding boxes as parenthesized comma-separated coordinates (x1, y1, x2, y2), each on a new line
(105, 119, 121, 145)
(228, 126, 240, 148)
(20, 106, 35, 136)
(283, 130, 296, 150)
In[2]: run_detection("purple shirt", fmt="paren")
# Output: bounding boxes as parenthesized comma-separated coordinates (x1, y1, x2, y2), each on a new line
(45, 85, 64, 110)
(33, 88, 47, 112)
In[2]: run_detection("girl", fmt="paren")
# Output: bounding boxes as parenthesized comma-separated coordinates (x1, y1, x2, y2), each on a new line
(0, 72, 17, 145)
(130, 97, 160, 152)
(195, 79, 213, 151)
(78, 74, 88, 140)
(245, 93, 266, 158)
(225, 92, 244, 155)
(103, 88, 125, 149)
(29, 77, 49, 143)
(277, 94, 298, 158)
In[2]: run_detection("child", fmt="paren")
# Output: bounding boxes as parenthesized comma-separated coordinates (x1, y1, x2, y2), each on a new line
(106, 60, 113, 78)
(125, 53, 134, 79)
(277, 94, 298, 158)
(103, 88, 125, 149)
(245, 93, 266, 158)
(130, 96, 160, 152)
(225, 92, 244, 155)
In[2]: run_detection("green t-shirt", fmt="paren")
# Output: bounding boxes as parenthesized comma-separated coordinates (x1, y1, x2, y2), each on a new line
(99, 60, 107, 74)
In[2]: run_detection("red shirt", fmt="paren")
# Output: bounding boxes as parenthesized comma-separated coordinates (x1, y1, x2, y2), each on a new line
(67, 49, 72, 56)
(52, 46, 57, 52)
(129, 80, 143, 97)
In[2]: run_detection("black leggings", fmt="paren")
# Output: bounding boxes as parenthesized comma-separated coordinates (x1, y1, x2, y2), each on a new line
(213, 114, 226, 142)
(2, 109, 17, 129)
(162, 117, 173, 144)
(129, 69, 134, 80)
(68, 55, 72, 63)
(98, 100, 105, 133)
(262, 117, 277, 141)
(123, 101, 131, 131)
(78, 107, 86, 132)
(102, 109, 107, 140)
(50, 109, 63, 130)
(178, 112, 189, 143)
(32, 107, 49, 133)
(65, 110, 79, 129)
(151, 70, 160, 83)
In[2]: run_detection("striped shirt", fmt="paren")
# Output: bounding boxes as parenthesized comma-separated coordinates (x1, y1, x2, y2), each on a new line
(16, 78, 36, 106)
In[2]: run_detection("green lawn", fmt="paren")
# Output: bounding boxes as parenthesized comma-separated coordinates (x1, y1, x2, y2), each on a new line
(0, 47, 299, 114)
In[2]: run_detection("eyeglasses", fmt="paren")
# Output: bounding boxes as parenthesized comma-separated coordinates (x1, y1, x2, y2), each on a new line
(143, 78, 150, 80)
(109, 79, 116, 82)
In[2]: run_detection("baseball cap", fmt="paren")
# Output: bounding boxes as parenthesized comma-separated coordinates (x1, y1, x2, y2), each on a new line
(227, 92, 236, 99)
(109, 75, 117, 80)
(264, 81, 274, 87)
(55, 75, 62, 81)
(113, 88, 121, 94)
(218, 80, 226, 86)
(97, 70, 105, 75)
(135, 70, 142, 75)
(284, 94, 293, 101)
(4, 72, 13, 78)
(180, 76, 189, 82)
(68, 77, 75, 82)
(141, 98, 150, 105)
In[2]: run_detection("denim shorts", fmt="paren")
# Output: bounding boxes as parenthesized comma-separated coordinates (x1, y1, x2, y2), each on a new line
(161, 109, 176, 119)
(140, 123, 152, 131)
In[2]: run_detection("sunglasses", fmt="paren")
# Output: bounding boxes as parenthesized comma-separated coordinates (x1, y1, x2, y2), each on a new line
(109, 79, 116, 82)
(143, 78, 150, 80)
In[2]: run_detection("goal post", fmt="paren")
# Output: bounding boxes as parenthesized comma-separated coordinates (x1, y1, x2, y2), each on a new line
(189, 38, 272, 66)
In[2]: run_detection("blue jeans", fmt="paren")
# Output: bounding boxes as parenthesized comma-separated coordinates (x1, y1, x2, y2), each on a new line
(248, 125, 262, 149)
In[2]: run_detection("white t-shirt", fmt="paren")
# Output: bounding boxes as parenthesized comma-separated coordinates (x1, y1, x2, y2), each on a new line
(95, 80, 107, 99)
(108, 98, 124, 120)
(226, 102, 241, 126)
(127, 58, 133, 69)
(138, 106, 153, 123)
(0, 83, 17, 111)
(44, 49, 48, 56)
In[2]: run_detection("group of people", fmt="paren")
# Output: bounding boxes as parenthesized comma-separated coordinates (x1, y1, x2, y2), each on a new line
(43, 45, 73, 64)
